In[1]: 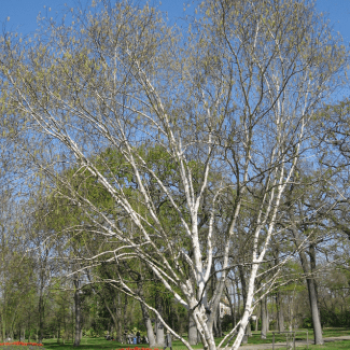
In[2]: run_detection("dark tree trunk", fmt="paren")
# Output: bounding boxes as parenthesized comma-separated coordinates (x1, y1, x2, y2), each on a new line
(38, 248, 49, 344)
(38, 294, 44, 343)
(175, 307, 183, 337)
(73, 278, 82, 347)
(293, 228, 323, 345)
(260, 296, 268, 339)
(2, 311, 5, 342)
(57, 321, 60, 344)
(236, 279, 241, 321)
(288, 190, 323, 346)
(276, 292, 285, 333)
(119, 261, 155, 345)
(300, 245, 323, 345)
(233, 286, 237, 328)
(305, 272, 323, 344)
(273, 254, 284, 333)
(104, 295, 120, 342)
(123, 294, 128, 334)
(213, 305, 220, 337)
(115, 293, 123, 342)
(27, 314, 31, 343)
(216, 305, 222, 336)
(224, 282, 236, 328)
(266, 303, 270, 332)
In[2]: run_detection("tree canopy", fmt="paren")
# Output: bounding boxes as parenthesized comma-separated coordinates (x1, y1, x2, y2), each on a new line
(0, 0, 349, 349)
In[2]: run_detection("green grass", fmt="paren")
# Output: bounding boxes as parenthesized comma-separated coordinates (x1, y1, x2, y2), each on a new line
(219, 327, 350, 346)
(321, 328, 349, 338)
(276, 340, 350, 350)
(41, 328, 350, 350)
(43, 336, 201, 350)
(43, 337, 119, 350)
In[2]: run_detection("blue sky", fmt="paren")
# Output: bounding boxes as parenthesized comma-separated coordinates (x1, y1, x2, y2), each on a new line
(1, 0, 350, 43)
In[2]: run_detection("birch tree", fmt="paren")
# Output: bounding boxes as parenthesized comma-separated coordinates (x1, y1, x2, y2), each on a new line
(0, 0, 346, 349)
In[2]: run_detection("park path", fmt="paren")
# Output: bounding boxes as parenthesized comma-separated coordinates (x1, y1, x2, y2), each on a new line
(238, 335, 350, 349)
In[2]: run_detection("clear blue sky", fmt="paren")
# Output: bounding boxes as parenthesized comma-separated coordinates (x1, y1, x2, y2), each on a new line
(1, 0, 350, 43)
(0, 0, 187, 33)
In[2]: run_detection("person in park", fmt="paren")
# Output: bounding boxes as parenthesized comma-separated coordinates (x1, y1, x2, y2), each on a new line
(163, 330, 172, 350)
(123, 330, 131, 344)
(136, 331, 141, 344)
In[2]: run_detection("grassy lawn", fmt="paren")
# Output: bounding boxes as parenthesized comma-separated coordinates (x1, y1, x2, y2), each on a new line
(223, 327, 350, 345)
(322, 328, 350, 338)
(41, 328, 350, 350)
(277, 340, 350, 350)
(43, 337, 200, 350)
(43, 337, 120, 350)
